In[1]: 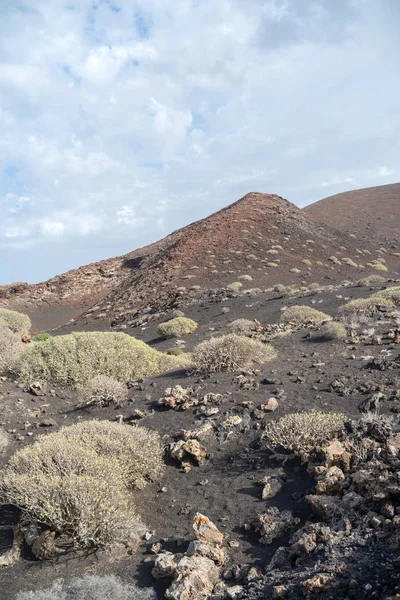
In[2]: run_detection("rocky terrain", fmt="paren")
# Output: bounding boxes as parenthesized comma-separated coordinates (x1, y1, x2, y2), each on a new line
(0, 187, 399, 600)
(3, 188, 399, 333)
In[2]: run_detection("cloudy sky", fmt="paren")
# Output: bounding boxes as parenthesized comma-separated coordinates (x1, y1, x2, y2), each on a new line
(0, 0, 399, 284)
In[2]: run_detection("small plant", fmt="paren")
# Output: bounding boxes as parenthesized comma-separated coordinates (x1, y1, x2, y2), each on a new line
(340, 296, 395, 316)
(266, 262, 279, 268)
(0, 428, 10, 454)
(78, 375, 127, 408)
(301, 259, 312, 266)
(167, 347, 184, 356)
(373, 286, 400, 306)
(273, 284, 292, 297)
(371, 263, 387, 272)
(281, 305, 332, 327)
(357, 274, 386, 286)
(226, 281, 243, 291)
(16, 574, 156, 600)
(319, 321, 347, 340)
(238, 274, 253, 281)
(289, 268, 301, 274)
(192, 334, 276, 375)
(262, 410, 348, 456)
(221, 306, 230, 314)
(32, 332, 52, 342)
(172, 309, 185, 318)
(0, 308, 31, 334)
(15, 332, 181, 388)
(0, 323, 23, 374)
(157, 317, 198, 339)
(228, 318, 257, 336)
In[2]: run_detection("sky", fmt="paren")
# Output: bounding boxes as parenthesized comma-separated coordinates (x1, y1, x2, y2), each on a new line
(0, 0, 399, 284)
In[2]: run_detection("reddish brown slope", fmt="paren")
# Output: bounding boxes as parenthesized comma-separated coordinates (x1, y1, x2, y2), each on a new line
(304, 183, 400, 245)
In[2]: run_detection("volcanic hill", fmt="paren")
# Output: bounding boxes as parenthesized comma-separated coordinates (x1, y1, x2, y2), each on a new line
(304, 182, 400, 245)
(2, 191, 399, 331)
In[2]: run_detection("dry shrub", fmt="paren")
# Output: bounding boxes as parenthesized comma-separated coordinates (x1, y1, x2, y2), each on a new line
(0, 322, 24, 373)
(273, 284, 292, 296)
(340, 296, 395, 316)
(172, 309, 185, 318)
(0, 308, 31, 333)
(157, 317, 197, 339)
(78, 375, 127, 407)
(281, 305, 332, 327)
(319, 321, 347, 340)
(0, 428, 10, 453)
(15, 331, 182, 388)
(0, 421, 164, 549)
(228, 318, 257, 336)
(371, 263, 387, 271)
(192, 334, 276, 375)
(373, 286, 400, 306)
(262, 410, 348, 456)
(226, 281, 243, 291)
(238, 274, 253, 281)
(16, 574, 156, 600)
(357, 274, 386, 286)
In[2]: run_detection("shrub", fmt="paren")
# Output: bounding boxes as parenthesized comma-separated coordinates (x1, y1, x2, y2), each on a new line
(221, 306, 230, 314)
(280, 305, 332, 327)
(78, 375, 127, 408)
(0, 308, 31, 334)
(342, 258, 358, 267)
(319, 321, 347, 340)
(373, 286, 400, 306)
(289, 268, 301, 274)
(16, 574, 156, 600)
(15, 331, 181, 388)
(228, 318, 257, 336)
(192, 334, 276, 375)
(172, 309, 185, 318)
(340, 296, 395, 316)
(0, 428, 10, 453)
(371, 263, 387, 271)
(226, 281, 243, 291)
(238, 274, 253, 281)
(157, 317, 198, 339)
(167, 347, 184, 356)
(302, 259, 312, 266)
(0, 323, 24, 373)
(273, 284, 292, 296)
(32, 332, 52, 342)
(0, 421, 164, 549)
(357, 274, 386, 286)
(262, 411, 348, 456)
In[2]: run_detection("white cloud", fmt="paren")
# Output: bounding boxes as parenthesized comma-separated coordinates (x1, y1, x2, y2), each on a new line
(0, 0, 399, 283)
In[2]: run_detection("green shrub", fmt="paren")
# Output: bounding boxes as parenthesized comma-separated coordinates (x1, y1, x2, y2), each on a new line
(15, 331, 182, 388)
(16, 575, 156, 600)
(357, 275, 386, 286)
(78, 375, 127, 408)
(226, 281, 243, 291)
(0, 421, 164, 550)
(371, 263, 387, 272)
(0, 323, 24, 373)
(280, 305, 332, 327)
(262, 410, 348, 456)
(192, 334, 276, 375)
(157, 317, 198, 339)
(172, 309, 185, 318)
(32, 332, 52, 342)
(0, 308, 31, 333)
(373, 286, 400, 306)
(167, 347, 184, 356)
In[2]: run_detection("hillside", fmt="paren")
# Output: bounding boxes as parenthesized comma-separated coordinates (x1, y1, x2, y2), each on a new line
(304, 182, 400, 245)
(2, 190, 399, 332)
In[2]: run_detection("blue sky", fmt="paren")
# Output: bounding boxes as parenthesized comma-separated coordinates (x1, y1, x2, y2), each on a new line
(0, 0, 399, 284)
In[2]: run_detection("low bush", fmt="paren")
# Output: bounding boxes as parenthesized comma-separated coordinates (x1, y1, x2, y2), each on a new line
(262, 410, 348, 456)
(373, 286, 400, 306)
(32, 332, 52, 342)
(167, 347, 184, 356)
(0, 428, 10, 453)
(289, 268, 301, 274)
(0, 308, 31, 334)
(0, 323, 24, 374)
(226, 281, 243, 291)
(172, 309, 185, 318)
(238, 274, 253, 281)
(371, 263, 387, 271)
(192, 334, 276, 374)
(157, 317, 198, 339)
(319, 321, 347, 340)
(228, 318, 257, 336)
(15, 331, 182, 388)
(280, 305, 332, 327)
(273, 283, 292, 297)
(340, 296, 395, 316)
(221, 306, 230, 314)
(0, 421, 164, 549)
(357, 274, 386, 286)
(16, 574, 156, 600)
(78, 375, 127, 408)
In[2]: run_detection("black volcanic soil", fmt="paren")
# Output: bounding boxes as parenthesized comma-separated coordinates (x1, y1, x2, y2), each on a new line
(1, 281, 400, 599)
